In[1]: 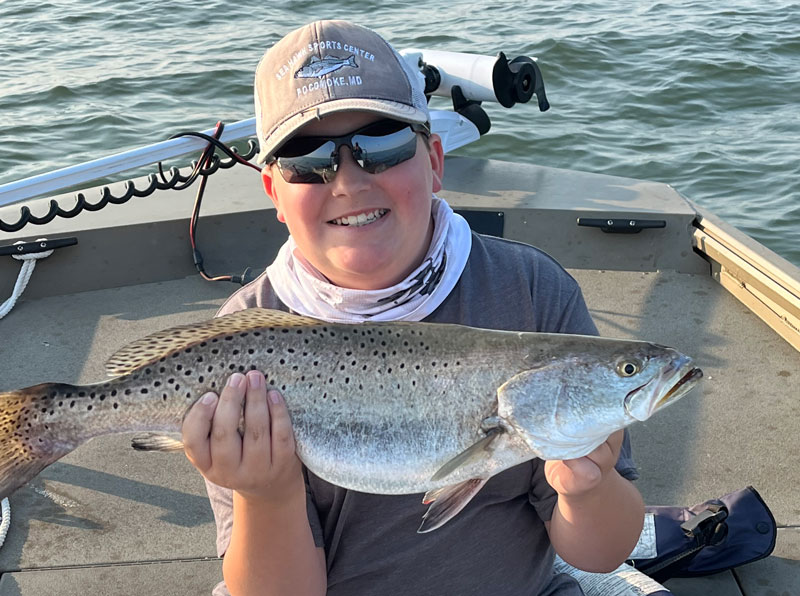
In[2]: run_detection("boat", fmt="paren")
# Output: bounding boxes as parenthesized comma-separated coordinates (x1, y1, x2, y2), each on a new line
(0, 49, 797, 596)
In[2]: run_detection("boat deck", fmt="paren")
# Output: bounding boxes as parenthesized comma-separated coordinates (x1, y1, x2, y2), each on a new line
(0, 157, 797, 594)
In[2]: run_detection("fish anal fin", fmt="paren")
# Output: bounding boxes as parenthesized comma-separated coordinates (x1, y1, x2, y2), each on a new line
(131, 433, 185, 452)
(430, 427, 502, 482)
(418, 478, 488, 533)
(105, 308, 322, 376)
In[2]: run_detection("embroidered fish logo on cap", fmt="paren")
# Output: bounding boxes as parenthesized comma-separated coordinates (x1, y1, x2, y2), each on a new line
(295, 54, 358, 79)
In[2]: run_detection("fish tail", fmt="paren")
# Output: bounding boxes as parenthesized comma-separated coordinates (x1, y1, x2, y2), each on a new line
(0, 383, 82, 499)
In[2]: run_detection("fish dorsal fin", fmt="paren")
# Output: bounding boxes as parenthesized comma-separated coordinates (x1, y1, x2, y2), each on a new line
(105, 308, 322, 376)
(310, 55, 320, 62)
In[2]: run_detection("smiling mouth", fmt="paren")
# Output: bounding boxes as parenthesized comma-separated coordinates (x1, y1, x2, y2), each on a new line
(330, 209, 388, 227)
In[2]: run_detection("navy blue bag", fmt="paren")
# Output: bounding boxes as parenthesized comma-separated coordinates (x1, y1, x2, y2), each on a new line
(627, 486, 776, 583)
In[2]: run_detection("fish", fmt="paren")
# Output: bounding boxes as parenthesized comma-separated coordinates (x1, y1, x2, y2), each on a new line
(295, 54, 357, 78)
(0, 308, 702, 532)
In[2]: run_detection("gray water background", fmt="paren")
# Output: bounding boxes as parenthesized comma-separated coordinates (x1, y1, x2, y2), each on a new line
(1, 0, 798, 266)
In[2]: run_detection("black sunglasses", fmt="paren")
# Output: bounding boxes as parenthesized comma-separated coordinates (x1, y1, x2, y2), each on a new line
(269, 119, 430, 184)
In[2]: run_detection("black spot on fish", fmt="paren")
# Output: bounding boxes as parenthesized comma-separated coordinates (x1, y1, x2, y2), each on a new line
(141, 389, 148, 394)
(113, 403, 119, 409)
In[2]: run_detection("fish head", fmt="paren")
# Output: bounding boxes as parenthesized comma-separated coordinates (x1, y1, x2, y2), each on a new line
(620, 343, 703, 422)
(499, 340, 702, 459)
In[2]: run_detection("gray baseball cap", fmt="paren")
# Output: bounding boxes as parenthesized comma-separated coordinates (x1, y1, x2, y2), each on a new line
(254, 20, 430, 164)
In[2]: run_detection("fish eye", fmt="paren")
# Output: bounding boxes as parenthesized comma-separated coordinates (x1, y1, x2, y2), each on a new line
(616, 359, 642, 377)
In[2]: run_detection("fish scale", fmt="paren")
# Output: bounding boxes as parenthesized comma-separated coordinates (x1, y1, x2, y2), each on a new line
(0, 308, 702, 531)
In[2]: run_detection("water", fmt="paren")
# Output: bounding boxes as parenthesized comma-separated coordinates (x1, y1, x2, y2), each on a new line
(1, 0, 798, 266)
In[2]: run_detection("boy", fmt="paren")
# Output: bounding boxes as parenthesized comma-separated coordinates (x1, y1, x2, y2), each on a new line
(182, 19, 655, 596)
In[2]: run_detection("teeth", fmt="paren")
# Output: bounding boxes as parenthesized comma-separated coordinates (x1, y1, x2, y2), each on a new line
(332, 209, 387, 227)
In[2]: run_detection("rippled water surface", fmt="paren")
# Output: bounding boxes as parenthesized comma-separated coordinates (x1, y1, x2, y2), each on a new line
(1, 0, 798, 265)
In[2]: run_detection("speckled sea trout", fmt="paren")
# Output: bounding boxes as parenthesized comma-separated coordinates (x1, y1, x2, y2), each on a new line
(0, 308, 701, 531)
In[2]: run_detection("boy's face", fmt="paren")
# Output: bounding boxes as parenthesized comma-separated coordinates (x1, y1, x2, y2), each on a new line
(262, 111, 444, 291)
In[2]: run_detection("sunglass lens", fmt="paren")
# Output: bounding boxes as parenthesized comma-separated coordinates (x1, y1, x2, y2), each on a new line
(276, 141, 337, 183)
(353, 127, 418, 174)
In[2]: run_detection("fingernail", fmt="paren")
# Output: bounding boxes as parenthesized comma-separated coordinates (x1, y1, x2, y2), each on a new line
(269, 390, 281, 404)
(201, 392, 217, 405)
(227, 373, 244, 387)
(248, 371, 263, 389)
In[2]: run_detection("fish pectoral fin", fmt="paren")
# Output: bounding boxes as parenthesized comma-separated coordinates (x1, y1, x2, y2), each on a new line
(131, 433, 185, 452)
(418, 478, 488, 533)
(430, 427, 502, 482)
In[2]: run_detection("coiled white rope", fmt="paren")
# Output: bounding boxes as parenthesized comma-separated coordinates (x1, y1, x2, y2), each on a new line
(0, 239, 54, 319)
(0, 238, 54, 548)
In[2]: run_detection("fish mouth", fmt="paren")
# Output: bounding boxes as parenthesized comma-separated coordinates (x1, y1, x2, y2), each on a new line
(656, 366, 703, 409)
(624, 356, 703, 420)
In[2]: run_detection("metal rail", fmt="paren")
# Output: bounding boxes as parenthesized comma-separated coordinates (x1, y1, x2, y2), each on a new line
(693, 209, 800, 352)
(0, 112, 479, 210)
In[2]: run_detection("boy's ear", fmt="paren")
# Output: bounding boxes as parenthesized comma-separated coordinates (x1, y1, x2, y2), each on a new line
(427, 133, 445, 193)
(261, 166, 286, 223)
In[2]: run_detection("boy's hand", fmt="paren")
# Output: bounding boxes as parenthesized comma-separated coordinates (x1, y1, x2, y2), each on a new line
(182, 371, 304, 504)
(544, 430, 624, 498)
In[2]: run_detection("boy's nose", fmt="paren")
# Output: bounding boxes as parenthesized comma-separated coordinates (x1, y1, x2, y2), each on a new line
(330, 147, 370, 194)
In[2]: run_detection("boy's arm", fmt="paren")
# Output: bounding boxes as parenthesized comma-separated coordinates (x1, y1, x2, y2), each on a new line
(544, 430, 645, 573)
(225, 491, 326, 596)
(182, 371, 326, 596)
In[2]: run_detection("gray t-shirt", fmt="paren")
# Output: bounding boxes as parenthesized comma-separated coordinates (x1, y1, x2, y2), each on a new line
(206, 232, 637, 596)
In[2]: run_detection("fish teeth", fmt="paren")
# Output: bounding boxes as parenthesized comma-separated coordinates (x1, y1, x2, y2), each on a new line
(332, 209, 387, 227)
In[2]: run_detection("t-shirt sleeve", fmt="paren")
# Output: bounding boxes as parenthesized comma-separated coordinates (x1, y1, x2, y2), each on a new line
(528, 459, 558, 522)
